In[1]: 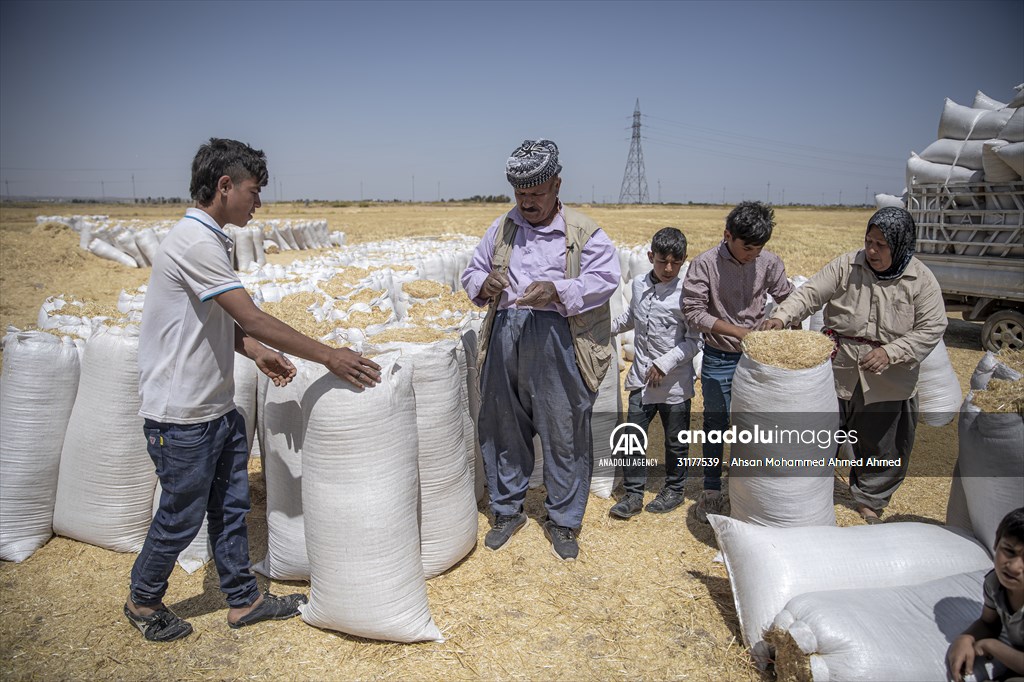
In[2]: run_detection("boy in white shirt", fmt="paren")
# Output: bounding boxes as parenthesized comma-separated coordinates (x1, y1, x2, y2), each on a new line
(609, 228, 702, 519)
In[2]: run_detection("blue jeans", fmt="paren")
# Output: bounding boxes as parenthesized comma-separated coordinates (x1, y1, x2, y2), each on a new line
(622, 390, 691, 495)
(700, 346, 742, 492)
(130, 409, 259, 608)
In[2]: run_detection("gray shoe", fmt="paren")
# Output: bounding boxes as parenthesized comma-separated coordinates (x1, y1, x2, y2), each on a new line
(542, 519, 579, 561)
(695, 490, 725, 524)
(610, 493, 644, 519)
(645, 489, 684, 514)
(485, 512, 527, 550)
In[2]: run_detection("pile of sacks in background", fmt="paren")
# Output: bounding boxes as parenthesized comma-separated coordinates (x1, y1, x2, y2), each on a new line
(705, 350, 1021, 681)
(35, 215, 344, 270)
(876, 84, 1024, 208)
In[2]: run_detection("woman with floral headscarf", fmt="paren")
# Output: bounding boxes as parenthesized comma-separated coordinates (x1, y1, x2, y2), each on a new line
(762, 207, 947, 524)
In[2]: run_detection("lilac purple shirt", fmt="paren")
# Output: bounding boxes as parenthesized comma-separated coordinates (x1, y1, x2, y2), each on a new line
(461, 205, 620, 317)
(682, 241, 794, 353)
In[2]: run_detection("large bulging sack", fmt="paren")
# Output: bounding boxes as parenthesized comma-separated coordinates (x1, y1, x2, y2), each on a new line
(708, 514, 992, 666)
(367, 340, 476, 579)
(253, 358, 310, 581)
(728, 354, 838, 527)
(52, 325, 157, 552)
(0, 331, 81, 562)
(590, 337, 621, 499)
(937, 99, 1014, 140)
(299, 356, 443, 643)
(958, 393, 1024, 553)
(769, 569, 991, 682)
(233, 356, 258, 455)
(916, 338, 962, 426)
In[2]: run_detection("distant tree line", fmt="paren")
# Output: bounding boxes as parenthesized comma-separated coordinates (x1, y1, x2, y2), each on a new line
(461, 194, 511, 203)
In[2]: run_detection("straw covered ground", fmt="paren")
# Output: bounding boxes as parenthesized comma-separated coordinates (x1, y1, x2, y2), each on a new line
(0, 201, 996, 681)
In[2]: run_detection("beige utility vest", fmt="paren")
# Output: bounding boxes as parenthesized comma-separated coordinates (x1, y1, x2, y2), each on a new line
(476, 207, 613, 393)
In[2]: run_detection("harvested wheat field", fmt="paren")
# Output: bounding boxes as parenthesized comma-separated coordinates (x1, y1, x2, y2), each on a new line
(0, 202, 989, 681)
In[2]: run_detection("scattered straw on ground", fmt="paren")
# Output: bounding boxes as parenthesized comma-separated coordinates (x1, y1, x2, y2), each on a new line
(995, 349, 1024, 376)
(972, 378, 1024, 414)
(403, 279, 450, 299)
(742, 329, 834, 369)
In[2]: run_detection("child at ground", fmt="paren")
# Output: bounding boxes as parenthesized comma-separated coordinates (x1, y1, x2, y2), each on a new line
(681, 201, 793, 522)
(609, 228, 701, 519)
(947, 507, 1024, 682)
(126, 138, 382, 642)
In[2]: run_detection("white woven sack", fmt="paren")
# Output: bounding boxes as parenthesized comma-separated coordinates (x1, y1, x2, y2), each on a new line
(1001, 107, 1024, 142)
(590, 337, 621, 499)
(728, 354, 838, 527)
(88, 237, 138, 267)
(250, 227, 266, 267)
(0, 331, 80, 562)
(996, 140, 1024, 176)
(233, 356, 258, 455)
(252, 357, 310, 581)
(919, 138, 985, 170)
(970, 351, 1022, 390)
(367, 340, 476, 579)
(958, 394, 1024, 553)
(906, 152, 984, 187)
(982, 139, 1020, 183)
(617, 248, 631, 283)
(151, 482, 210, 574)
(135, 228, 160, 266)
(52, 325, 157, 552)
(460, 324, 485, 501)
(230, 226, 256, 270)
(937, 99, 1014, 140)
(916, 338, 962, 426)
(707, 514, 992, 666)
(874, 193, 906, 209)
(1011, 84, 1024, 109)
(946, 459, 973, 533)
(115, 230, 149, 267)
(770, 569, 990, 682)
(973, 90, 1007, 110)
(299, 355, 443, 642)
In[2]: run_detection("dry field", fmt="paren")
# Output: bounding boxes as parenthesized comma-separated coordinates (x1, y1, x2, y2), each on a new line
(0, 202, 985, 681)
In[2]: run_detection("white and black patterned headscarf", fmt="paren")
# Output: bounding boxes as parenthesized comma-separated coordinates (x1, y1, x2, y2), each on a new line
(867, 206, 916, 280)
(506, 139, 562, 189)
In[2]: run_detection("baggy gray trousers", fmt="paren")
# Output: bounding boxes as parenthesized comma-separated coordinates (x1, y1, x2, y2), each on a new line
(478, 309, 596, 528)
(841, 382, 918, 512)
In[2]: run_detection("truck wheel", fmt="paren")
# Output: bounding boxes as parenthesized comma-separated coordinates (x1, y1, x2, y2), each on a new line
(981, 310, 1024, 352)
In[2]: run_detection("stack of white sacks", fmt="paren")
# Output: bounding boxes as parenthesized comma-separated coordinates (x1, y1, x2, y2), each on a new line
(707, 351, 1022, 680)
(36, 215, 345, 270)
(877, 84, 1024, 209)
(0, 232, 653, 643)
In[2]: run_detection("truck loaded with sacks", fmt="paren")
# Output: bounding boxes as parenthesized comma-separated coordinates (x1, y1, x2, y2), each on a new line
(881, 85, 1024, 352)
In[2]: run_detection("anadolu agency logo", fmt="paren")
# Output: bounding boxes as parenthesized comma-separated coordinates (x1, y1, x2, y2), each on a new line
(601, 423, 658, 469)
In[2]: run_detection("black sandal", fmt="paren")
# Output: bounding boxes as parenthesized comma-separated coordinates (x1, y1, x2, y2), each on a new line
(228, 592, 308, 629)
(124, 603, 193, 642)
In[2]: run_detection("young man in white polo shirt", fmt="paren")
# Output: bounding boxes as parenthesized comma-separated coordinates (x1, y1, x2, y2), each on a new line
(125, 138, 382, 642)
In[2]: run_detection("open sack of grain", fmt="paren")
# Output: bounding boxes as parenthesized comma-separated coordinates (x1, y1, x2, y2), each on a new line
(708, 514, 992, 670)
(953, 351, 1024, 552)
(728, 330, 839, 527)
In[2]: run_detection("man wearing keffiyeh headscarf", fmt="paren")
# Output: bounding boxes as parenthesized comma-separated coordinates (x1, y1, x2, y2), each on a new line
(460, 139, 620, 561)
(763, 207, 947, 523)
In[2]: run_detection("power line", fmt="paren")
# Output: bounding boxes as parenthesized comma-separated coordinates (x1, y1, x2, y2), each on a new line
(619, 99, 650, 204)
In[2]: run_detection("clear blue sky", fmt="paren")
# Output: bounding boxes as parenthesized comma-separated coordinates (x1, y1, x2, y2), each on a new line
(1, 0, 1021, 205)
